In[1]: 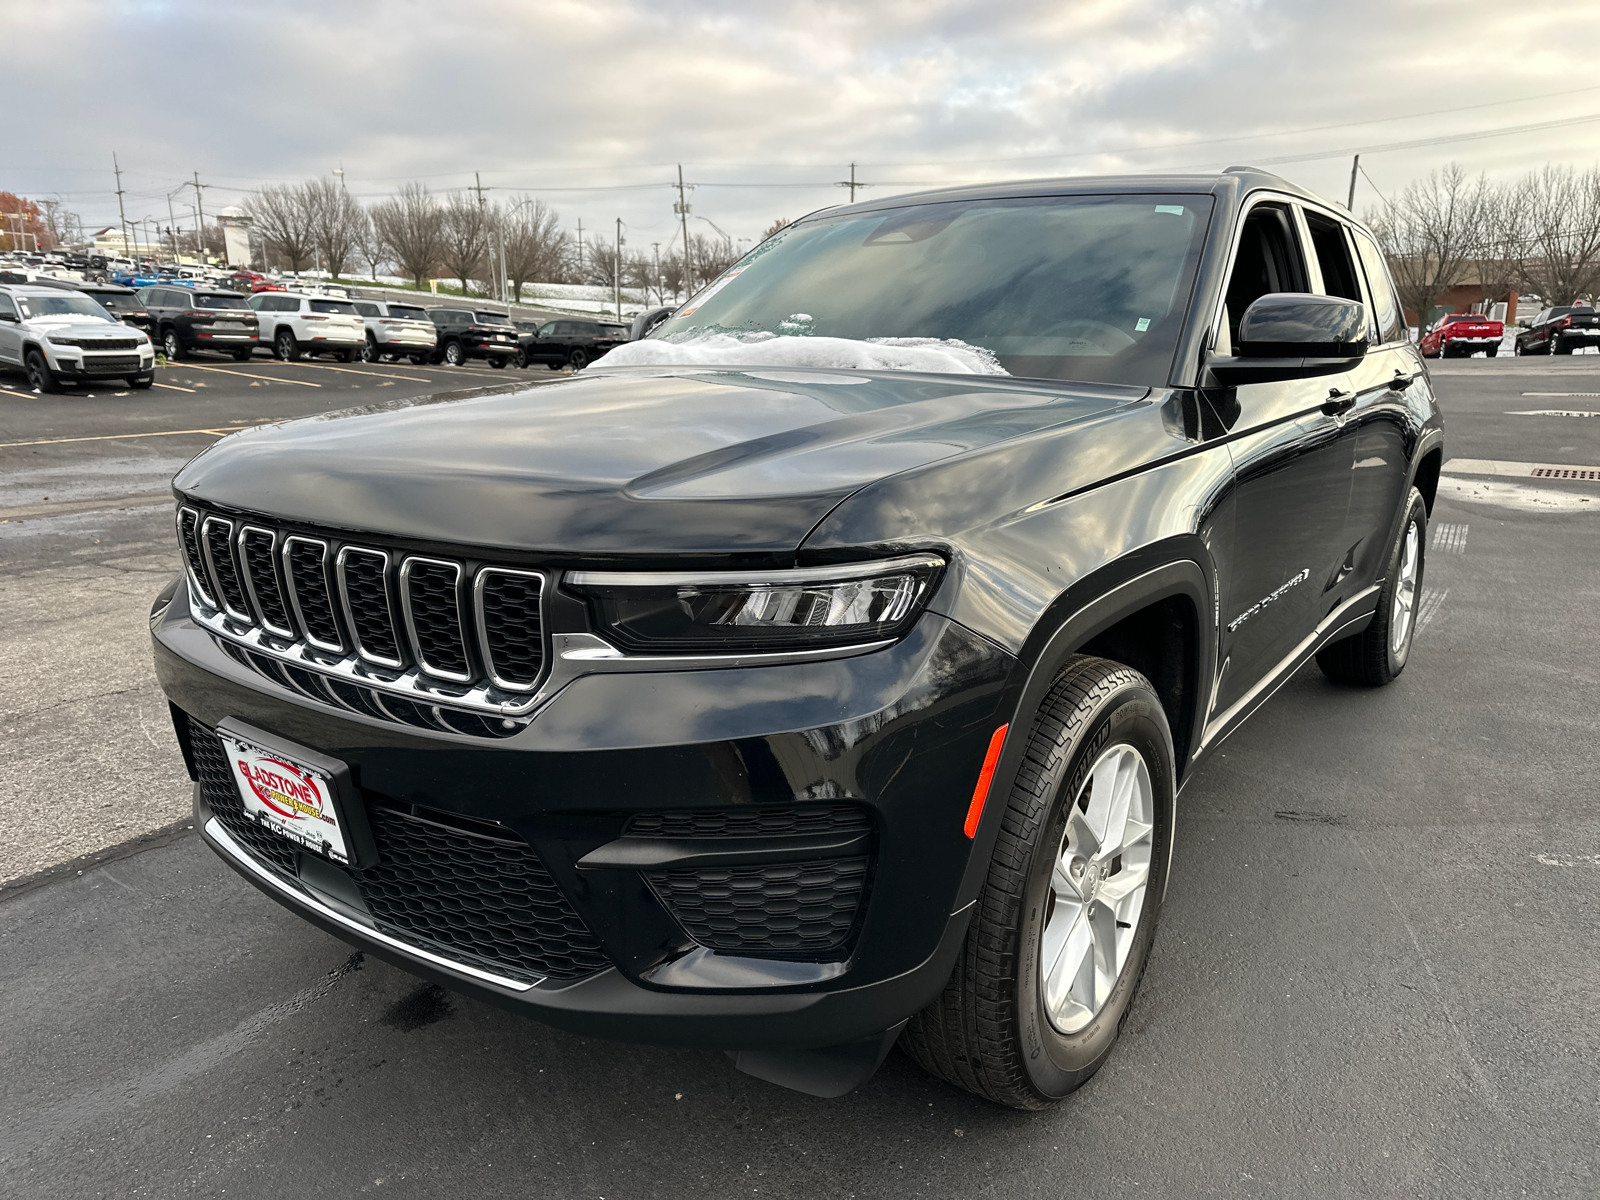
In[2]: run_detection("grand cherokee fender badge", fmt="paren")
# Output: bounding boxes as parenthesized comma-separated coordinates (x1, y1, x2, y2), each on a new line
(1227, 568, 1310, 633)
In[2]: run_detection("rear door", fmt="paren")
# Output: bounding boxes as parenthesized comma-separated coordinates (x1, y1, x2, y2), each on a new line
(1209, 198, 1361, 717)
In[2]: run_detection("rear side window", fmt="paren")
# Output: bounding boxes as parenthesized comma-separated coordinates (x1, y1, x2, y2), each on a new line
(353, 302, 379, 317)
(1304, 213, 1363, 303)
(1351, 229, 1406, 345)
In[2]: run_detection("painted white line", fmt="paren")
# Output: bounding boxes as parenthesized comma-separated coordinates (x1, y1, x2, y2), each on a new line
(153, 381, 197, 393)
(1430, 523, 1468, 555)
(1521, 392, 1600, 397)
(1442, 458, 1600, 479)
(175, 363, 321, 387)
(0, 426, 250, 449)
(284, 360, 434, 382)
(1507, 409, 1600, 417)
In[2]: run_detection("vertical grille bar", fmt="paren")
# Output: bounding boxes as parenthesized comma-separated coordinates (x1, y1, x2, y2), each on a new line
(176, 507, 216, 608)
(282, 536, 345, 653)
(400, 557, 473, 682)
(200, 516, 252, 622)
(474, 568, 546, 691)
(237, 526, 295, 638)
(337, 547, 406, 668)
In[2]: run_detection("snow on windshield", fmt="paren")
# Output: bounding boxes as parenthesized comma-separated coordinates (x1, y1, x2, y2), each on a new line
(600, 330, 1007, 376)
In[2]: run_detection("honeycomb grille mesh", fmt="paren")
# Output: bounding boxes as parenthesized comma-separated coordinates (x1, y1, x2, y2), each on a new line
(647, 857, 870, 956)
(285, 539, 342, 647)
(190, 718, 609, 983)
(340, 549, 401, 662)
(405, 561, 470, 676)
(239, 529, 291, 632)
(626, 804, 871, 839)
(479, 571, 544, 686)
(204, 522, 249, 615)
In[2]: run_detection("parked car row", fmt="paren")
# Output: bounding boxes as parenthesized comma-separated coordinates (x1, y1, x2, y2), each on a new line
(1513, 305, 1600, 355)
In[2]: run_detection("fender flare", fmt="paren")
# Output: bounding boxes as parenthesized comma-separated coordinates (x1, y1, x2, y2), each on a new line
(953, 556, 1213, 911)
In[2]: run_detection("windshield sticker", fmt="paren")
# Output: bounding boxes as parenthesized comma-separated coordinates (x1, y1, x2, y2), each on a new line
(1135, 318, 1151, 332)
(1154, 205, 1185, 216)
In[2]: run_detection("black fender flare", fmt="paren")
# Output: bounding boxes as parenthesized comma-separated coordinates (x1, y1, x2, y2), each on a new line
(953, 555, 1213, 911)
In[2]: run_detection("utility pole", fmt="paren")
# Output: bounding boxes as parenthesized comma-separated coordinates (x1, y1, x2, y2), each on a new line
(113, 153, 130, 258)
(652, 242, 661, 305)
(848, 162, 857, 202)
(576, 218, 584, 276)
(191, 171, 207, 263)
(614, 218, 624, 321)
(675, 164, 693, 298)
(1347, 154, 1360, 211)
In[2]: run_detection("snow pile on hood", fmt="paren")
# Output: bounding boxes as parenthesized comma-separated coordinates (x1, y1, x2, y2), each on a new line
(599, 331, 1009, 376)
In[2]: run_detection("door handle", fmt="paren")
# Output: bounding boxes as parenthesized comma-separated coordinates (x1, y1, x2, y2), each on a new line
(1321, 388, 1356, 415)
(1388, 372, 1415, 391)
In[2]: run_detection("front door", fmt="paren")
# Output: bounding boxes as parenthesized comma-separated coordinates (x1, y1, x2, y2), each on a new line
(0, 294, 22, 365)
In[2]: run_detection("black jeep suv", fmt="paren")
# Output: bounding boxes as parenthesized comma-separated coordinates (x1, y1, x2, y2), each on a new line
(152, 170, 1442, 1109)
(515, 316, 629, 370)
(137, 285, 259, 360)
(428, 306, 519, 367)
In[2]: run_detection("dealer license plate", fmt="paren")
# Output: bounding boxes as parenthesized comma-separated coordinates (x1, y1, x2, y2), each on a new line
(220, 729, 353, 864)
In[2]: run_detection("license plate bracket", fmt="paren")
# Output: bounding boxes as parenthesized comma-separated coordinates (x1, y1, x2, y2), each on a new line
(216, 717, 377, 868)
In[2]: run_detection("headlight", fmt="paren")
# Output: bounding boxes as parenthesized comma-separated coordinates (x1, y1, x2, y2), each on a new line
(566, 553, 944, 653)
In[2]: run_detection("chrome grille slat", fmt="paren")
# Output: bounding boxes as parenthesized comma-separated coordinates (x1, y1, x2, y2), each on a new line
(237, 525, 295, 638)
(177, 507, 216, 607)
(201, 516, 252, 623)
(400, 557, 473, 682)
(283, 536, 345, 653)
(475, 568, 547, 692)
(337, 547, 406, 668)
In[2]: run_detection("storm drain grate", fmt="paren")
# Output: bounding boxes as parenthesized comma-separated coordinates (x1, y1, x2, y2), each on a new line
(1530, 467, 1600, 480)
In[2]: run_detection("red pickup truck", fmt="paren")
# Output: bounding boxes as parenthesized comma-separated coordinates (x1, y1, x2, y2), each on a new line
(1420, 312, 1503, 358)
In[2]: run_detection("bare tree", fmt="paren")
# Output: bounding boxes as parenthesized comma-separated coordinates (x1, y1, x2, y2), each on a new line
(501, 198, 566, 300)
(353, 206, 386, 280)
(583, 236, 620, 289)
(439, 191, 491, 296)
(371, 182, 442, 289)
(689, 232, 740, 289)
(1509, 165, 1600, 306)
(247, 183, 318, 275)
(306, 178, 365, 279)
(761, 217, 791, 240)
(1367, 163, 1490, 325)
(1468, 184, 1523, 315)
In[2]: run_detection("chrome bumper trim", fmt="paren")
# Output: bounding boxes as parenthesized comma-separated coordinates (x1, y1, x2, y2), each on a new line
(204, 817, 539, 993)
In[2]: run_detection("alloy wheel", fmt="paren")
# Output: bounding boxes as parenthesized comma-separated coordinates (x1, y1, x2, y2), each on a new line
(1040, 743, 1155, 1034)
(164, 330, 179, 358)
(1390, 519, 1419, 654)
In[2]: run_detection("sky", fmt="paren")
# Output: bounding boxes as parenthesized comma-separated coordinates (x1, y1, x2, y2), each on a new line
(6, 0, 1600, 256)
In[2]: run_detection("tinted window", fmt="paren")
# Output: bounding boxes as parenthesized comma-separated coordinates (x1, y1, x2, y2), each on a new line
(474, 311, 511, 325)
(654, 193, 1215, 385)
(98, 293, 143, 313)
(1304, 213, 1362, 304)
(194, 293, 250, 310)
(0, 295, 16, 318)
(600, 324, 628, 338)
(387, 304, 427, 320)
(354, 302, 380, 317)
(1351, 229, 1406, 344)
(310, 299, 357, 314)
(1223, 203, 1308, 346)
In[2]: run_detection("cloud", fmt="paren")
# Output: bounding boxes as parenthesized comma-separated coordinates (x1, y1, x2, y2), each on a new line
(6, 0, 1598, 243)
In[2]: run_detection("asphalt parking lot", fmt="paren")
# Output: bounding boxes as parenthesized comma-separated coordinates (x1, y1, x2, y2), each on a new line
(2, 353, 1598, 1198)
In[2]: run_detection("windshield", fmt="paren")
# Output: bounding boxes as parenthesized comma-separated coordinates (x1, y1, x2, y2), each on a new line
(474, 311, 511, 325)
(194, 293, 250, 310)
(16, 294, 116, 321)
(310, 299, 357, 315)
(639, 194, 1213, 384)
(388, 304, 427, 320)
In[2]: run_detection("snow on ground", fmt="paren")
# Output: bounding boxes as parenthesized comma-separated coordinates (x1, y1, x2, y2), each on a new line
(600, 332, 1008, 375)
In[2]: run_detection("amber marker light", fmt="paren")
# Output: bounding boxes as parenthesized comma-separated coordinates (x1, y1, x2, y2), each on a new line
(963, 724, 1009, 838)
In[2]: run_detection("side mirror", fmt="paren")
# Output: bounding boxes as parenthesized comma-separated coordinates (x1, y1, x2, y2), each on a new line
(1205, 293, 1368, 385)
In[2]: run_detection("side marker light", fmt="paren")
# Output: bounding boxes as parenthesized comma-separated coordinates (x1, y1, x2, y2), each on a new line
(963, 723, 1009, 838)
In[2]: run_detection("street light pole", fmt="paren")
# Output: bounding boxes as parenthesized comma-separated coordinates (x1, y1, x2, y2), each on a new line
(614, 218, 624, 321)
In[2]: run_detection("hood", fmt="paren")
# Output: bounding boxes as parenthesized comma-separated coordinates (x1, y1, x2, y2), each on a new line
(32, 316, 138, 339)
(174, 366, 1142, 560)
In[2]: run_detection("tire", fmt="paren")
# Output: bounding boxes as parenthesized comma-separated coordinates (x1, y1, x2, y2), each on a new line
(274, 329, 299, 362)
(409, 354, 428, 366)
(568, 348, 588, 370)
(546, 361, 563, 371)
(335, 348, 356, 363)
(1552, 337, 1570, 355)
(489, 356, 507, 369)
(515, 348, 529, 369)
(1316, 487, 1427, 687)
(1513, 340, 1523, 356)
(443, 340, 464, 366)
(901, 657, 1175, 1110)
(25, 348, 61, 394)
(162, 328, 186, 361)
(232, 347, 252, 361)
(362, 336, 379, 363)
(1485, 347, 1498, 358)
(128, 375, 153, 390)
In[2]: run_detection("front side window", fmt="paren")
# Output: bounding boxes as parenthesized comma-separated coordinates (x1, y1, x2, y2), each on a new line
(0, 295, 17, 319)
(1222, 202, 1308, 347)
(1350, 229, 1406, 344)
(646, 193, 1214, 385)
(539, 322, 558, 337)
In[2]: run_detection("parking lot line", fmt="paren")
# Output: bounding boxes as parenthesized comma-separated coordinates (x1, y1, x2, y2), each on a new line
(0, 426, 250, 449)
(153, 381, 197, 393)
(285, 361, 434, 383)
(176, 363, 321, 387)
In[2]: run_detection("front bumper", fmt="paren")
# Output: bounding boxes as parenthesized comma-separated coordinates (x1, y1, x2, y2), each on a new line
(48, 348, 156, 376)
(155, 582, 1013, 1050)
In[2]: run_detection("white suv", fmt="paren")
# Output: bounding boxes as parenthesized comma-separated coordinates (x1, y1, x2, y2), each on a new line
(351, 299, 439, 364)
(0, 284, 156, 391)
(247, 292, 367, 361)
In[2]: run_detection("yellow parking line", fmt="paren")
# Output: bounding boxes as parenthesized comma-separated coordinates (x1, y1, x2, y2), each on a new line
(176, 363, 321, 387)
(0, 426, 255, 448)
(153, 381, 197, 392)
